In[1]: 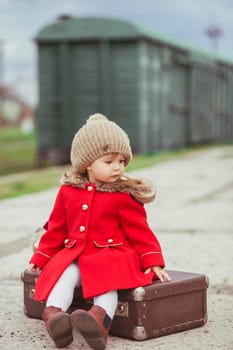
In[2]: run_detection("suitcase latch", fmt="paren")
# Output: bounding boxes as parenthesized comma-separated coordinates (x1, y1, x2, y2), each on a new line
(115, 301, 128, 317)
(29, 288, 35, 299)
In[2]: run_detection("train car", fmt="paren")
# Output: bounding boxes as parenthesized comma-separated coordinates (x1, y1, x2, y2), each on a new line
(35, 16, 233, 165)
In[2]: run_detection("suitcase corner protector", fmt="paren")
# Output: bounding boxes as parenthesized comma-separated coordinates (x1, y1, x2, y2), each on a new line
(132, 326, 147, 341)
(132, 286, 146, 301)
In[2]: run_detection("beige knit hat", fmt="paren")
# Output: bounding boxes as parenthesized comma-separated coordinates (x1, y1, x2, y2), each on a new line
(70, 113, 132, 173)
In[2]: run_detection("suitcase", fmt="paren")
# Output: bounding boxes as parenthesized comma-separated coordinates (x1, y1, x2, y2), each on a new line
(22, 270, 208, 340)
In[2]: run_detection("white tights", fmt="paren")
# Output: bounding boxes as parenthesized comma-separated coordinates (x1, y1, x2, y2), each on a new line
(46, 263, 118, 319)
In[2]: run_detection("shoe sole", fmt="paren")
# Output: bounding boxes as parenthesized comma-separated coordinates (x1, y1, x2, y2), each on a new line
(71, 310, 106, 350)
(48, 313, 73, 348)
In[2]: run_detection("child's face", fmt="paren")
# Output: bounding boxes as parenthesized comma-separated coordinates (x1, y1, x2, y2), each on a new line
(87, 153, 126, 183)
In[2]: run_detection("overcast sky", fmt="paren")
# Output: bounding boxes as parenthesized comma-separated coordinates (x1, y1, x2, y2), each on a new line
(1, 0, 233, 105)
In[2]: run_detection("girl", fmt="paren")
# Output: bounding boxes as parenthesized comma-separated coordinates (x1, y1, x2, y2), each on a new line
(29, 114, 171, 350)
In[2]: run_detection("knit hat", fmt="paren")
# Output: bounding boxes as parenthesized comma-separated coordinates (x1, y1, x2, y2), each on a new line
(70, 113, 132, 173)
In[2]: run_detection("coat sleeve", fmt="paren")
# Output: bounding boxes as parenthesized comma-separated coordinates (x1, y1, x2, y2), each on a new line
(29, 186, 68, 268)
(119, 194, 165, 269)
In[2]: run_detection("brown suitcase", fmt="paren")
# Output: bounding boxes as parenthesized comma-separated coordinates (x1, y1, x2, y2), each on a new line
(22, 270, 208, 340)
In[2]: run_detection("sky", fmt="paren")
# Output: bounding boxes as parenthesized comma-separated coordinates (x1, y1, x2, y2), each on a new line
(1, 0, 233, 106)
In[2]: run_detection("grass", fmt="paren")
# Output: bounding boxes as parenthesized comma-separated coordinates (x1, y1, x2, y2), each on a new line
(0, 148, 212, 200)
(0, 166, 66, 199)
(127, 148, 193, 172)
(1, 152, 184, 200)
(0, 126, 37, 175)
(1, 126, 231, 200)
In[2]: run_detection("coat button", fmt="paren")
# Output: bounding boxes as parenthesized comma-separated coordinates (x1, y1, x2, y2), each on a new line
(82, 204, 88, 211)
(79, 226, 85, 232)
(64, 239, 69, 244)
(87, 186, 93, 191)
(108, 238, 114, 244)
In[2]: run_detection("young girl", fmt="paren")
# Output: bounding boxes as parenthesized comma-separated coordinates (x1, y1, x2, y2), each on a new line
(29, 114, 171, 350)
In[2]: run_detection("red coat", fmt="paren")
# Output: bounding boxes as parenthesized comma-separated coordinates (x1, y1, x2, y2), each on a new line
(30, 181, 165, 301)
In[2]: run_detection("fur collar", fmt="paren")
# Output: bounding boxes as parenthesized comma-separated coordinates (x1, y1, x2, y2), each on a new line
(62, 172, 156, 204)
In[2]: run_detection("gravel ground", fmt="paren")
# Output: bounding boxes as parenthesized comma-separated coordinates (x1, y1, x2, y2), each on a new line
(0, 145, 233, 350)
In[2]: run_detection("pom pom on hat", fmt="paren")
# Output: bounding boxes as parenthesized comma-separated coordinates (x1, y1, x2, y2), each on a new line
(70, 113, 132, 173)
(86, 113, 107, 122)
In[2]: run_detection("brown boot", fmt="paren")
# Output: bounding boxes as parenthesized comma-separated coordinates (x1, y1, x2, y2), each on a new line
(71, 305, 112, 350)
(42, 306, 73, 348)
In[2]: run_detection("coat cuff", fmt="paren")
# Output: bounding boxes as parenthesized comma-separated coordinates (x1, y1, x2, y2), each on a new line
(140, 252, 165, 269)
(30, 250, 51, 268)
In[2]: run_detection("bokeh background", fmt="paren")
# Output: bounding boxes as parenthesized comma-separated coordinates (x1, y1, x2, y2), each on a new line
(0, 0, 232, 195)
(1, 0, 232, 107)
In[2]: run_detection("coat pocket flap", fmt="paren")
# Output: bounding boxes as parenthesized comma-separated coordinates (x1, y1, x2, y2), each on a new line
(64, 239, 77, 248)
(94, 238, 123, 248)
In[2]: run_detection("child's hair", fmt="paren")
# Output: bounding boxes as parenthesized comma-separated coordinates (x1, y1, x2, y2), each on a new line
(70, 113, 132, 174)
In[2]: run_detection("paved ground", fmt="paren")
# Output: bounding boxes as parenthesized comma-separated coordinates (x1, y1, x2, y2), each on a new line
(0, 145, 233, 350)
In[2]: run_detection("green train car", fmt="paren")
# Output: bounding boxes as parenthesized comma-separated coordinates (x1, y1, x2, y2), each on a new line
(35, 16, 233, 165)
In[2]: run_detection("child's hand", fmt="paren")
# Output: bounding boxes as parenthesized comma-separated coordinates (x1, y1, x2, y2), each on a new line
(28, 263, 41, 273)
(144, 266, 171, 282)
